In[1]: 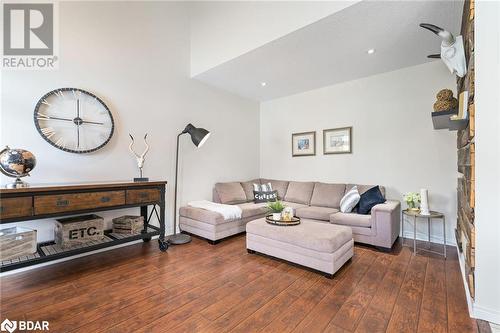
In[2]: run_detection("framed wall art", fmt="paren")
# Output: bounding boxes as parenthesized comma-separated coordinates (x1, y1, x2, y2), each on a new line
(292, 131, 316, 157)
(323, 127, 352, 154)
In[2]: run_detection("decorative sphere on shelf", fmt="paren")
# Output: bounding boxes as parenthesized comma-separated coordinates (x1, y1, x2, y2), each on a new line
(0, 146, 37, 188)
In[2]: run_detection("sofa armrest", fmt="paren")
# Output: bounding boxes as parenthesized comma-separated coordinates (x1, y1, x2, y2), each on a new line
(371, 200, 400, 213)
(370, 200, 401, 248)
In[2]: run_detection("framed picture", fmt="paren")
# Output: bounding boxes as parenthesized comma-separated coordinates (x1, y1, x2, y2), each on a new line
(323, 127, 352, 154)
(292, 131, 316, 157)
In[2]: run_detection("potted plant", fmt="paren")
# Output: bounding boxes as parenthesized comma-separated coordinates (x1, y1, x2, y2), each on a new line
(267, 201, 285, 221)
(403, 192, 421, 212)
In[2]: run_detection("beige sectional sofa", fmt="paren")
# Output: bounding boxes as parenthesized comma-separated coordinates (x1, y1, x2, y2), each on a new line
(179, 179, 401, 250)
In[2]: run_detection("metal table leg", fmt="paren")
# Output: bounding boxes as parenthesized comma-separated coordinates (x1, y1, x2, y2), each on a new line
(443, 216, 447, 258)
(413, 215, 417, 255)
(401, 210, 404, 246)
(428, 217, 431, 249)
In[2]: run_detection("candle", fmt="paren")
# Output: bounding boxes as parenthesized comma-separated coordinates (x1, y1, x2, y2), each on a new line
(420, 188, 430, 215)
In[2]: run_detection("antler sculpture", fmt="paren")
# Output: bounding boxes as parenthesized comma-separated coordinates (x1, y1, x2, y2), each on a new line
(129, 133, 150, 180)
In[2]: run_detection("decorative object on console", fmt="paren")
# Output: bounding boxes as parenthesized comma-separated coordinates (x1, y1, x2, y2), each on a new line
(433, 89, 458, 112)
(55, 214, 105, 249)
(323, 127, 352, 154)
(292, 131, 316, 157)
(419, 189, 430, 215)
(357, 186, 386, 215)
(34, 88, 114, 154)
(403, 192, 421, 212)
(0, 146, 36, 189)
(169, 123, 211, 245)
(128, 133, 150, 182)
(0, 226, 37, 261)
(419, 23, 467, 77)
(112, 215, 144, 234)
(340, 185, 360, 213)
(267, 200, 285, 221)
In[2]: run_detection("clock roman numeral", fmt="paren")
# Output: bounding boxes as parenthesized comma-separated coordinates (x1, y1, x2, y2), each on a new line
(41, 99, 51, 106)
(37, 112, 50, 120)
(41, 127, 56, 139)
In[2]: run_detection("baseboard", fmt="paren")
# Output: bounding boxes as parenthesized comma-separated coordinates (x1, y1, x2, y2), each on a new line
(402, 231, 456, 246)
(474, 304, 500, 325)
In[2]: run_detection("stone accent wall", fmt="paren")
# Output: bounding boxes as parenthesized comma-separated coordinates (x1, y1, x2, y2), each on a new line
(456, 0, 475, 299)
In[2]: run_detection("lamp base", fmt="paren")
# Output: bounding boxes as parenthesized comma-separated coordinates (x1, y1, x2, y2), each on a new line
(133, 177, 149, 182)
(167, 233, 192, 245)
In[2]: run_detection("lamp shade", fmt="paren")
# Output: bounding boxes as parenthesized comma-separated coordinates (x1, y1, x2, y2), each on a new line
(183, 123, 210, 147)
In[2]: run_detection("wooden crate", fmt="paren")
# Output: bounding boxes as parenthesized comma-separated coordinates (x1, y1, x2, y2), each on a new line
(0, 226, 37, 261)
(112, 215, 144, 234)
(55, 214, 104, 248)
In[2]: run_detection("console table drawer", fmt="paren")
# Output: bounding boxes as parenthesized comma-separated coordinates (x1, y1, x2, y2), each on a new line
(34, 191, 125, 215)
(126, 189, 160, 204)
(0, 197, 33, 219)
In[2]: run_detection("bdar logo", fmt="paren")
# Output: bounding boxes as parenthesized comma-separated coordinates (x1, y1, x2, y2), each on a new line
(1, 319, 17, 333)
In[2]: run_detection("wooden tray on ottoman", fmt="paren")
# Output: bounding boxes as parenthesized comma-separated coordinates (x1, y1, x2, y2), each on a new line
(265, 214, 300, 226)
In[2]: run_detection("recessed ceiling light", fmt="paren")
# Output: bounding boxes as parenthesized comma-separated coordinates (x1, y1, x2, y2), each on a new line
(367, 49, 376, 55)
(260, 82, 267, 87)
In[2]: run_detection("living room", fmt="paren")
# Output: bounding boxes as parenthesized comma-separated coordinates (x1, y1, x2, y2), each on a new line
(1, 0, 499, 332)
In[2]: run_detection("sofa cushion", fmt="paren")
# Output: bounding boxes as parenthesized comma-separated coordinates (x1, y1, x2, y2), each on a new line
(295, 206, 339, 221)
(330, 212, 372, 228)
(347, 184, 386, 198)
(214, 182, 247, 204)
(260, 179, 289, 200)
(282, 201, 308, 210)
(310, 183, 346, 208)
(240, 179, 261, 201)
(357, 186, 385, 215)
(179, 206, 224, 225)
(236, 202, 269, 218)
(284, 181, 315, 205)
(246, 218, 352, 253)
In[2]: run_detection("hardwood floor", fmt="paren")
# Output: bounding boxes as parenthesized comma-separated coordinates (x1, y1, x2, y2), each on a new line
(0, 235, 477, 333)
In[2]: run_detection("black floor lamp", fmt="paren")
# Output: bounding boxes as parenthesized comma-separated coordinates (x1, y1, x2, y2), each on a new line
(167, 123, 211, 245)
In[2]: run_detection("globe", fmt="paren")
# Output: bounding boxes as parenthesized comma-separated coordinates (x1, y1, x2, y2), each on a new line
(0, 146, 36, 188)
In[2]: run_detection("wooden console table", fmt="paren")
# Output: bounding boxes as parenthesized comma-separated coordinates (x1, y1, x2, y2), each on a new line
(0, 180, 168, 272)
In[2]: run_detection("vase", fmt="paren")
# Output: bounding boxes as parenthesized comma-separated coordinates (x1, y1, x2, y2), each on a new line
(272, 213, 282, 221)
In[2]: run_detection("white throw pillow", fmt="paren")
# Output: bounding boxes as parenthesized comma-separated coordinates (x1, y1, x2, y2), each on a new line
(340, 186, 361, 213)
(253, 182, 273, 192)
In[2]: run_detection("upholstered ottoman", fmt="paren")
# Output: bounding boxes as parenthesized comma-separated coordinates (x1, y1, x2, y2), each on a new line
(246, 218, 354, 277)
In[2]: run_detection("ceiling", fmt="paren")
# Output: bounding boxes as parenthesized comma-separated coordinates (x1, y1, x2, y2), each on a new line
(193, 0, 464, 102)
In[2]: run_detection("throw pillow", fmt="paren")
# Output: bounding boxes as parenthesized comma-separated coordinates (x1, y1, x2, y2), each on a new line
(253, 182, 273, 192)
(253, 190, 278, 203)
(340, 186, 361, 213)
(357, 186, 385, 215)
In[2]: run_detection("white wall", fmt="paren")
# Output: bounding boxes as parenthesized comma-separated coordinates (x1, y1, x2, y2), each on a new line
(0, 2, 260, 242)
(473, 0, 500, 324)
(189, 1, 357, 76)
(260, 61, 457, 245)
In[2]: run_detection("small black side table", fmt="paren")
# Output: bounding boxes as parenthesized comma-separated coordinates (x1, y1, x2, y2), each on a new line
(402, 209, 446, 258)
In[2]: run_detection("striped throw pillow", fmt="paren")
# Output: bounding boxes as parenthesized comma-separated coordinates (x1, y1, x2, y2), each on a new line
(340, 186, 361, 213)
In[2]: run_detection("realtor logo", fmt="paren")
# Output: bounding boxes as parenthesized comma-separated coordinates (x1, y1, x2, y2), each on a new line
(2, 2, 59, 69)
(0, 319, 17, 333)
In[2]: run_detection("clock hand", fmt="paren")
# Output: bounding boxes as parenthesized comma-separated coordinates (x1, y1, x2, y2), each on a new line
(76, 99, 80, 148)
(81, 120, 104, 125)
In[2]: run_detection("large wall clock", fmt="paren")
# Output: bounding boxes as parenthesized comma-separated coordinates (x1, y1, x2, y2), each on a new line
(34, 88, 114, 154)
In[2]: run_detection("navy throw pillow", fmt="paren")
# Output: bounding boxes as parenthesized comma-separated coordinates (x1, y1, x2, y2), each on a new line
(357, 186, 385, 215)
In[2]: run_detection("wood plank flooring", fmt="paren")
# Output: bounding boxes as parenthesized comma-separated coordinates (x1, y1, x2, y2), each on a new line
(0, 235, 477, 333)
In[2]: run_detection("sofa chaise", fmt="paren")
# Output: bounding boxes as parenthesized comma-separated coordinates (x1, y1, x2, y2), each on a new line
(179, 179, 401, 250)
